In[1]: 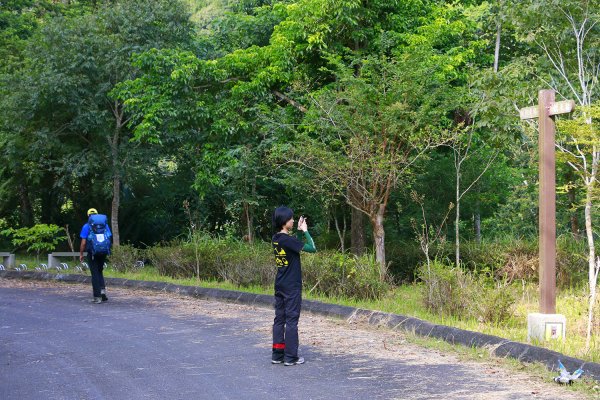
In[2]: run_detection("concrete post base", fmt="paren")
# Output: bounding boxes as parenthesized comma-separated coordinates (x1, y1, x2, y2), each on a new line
(527, 313, 566, 342)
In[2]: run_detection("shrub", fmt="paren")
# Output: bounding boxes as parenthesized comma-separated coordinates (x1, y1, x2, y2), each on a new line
(144, 236, 388, 300)
(418, 261, 516, 324)
(303, 251, 390, 300)
(555, 237, 588, 288)
(1, 224, 66, 258)
(147, 238, 274, 284)
(386, 242, 425, 283)
(146, 245, 197, 278)
(109, 244, 145, 273)
(211, 240, 274, 287)
(475, 282, 516, 324)
(403, 237, 589, 288)
(418, 261, 472, 317)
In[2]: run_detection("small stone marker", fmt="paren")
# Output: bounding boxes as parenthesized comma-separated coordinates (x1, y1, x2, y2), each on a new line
(527, 313, 566, 342)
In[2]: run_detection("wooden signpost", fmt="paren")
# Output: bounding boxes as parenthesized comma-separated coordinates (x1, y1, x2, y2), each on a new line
(519, 89, 575, 314)
(519, 90, 575, 341)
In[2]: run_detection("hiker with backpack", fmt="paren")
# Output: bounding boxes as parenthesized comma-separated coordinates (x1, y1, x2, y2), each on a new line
(271, 206, 316, 366)
(79, 208, 112, 304)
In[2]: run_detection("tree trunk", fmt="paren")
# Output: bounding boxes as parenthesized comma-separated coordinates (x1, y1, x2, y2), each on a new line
(351, 206, 365, 255)
(455, 169, 461, 267)
(494, 20, 501, 73)
(584, 146, 600, 352)
(110, 124, 121, 247)
(584, 186, 596, 351)
(586, 277, 597, 352)
(111, 173, 120, 246)
(371, 204, 386, 282)
(243, 202, 254, 244)
(334, 213, 346, 253)
(65, 225, 75, 252)
(350, 189, 365, 256)
(474, 213, 481, 244)
(40, 173, 57, 225)
(17, 180, 34, 227)
(567, 174, 580, 238)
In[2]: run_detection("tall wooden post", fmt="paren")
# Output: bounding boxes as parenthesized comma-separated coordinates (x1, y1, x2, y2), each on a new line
(519, 90, 575, 315)
(538, 90, 556, 314)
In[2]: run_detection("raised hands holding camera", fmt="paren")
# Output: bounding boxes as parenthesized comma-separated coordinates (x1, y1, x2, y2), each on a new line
(297, 216, 308, 232)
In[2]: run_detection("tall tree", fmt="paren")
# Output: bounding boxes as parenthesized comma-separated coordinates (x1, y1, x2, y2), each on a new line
(1, 0, 195, 243)
(285, 53, 454, 277)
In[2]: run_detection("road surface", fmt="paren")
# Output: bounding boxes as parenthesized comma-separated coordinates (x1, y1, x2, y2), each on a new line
(0, 279, 588, 399)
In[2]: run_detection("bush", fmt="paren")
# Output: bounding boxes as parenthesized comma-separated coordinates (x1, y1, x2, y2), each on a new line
(143, 235, 388, 300)
(109, 245, 145, 273)
(396, 237, 589, 288)
(418, 261, 472, 317)
(386, 242, 426, 283)
(475, 282, 516, 324)
(418, 261, 516, 324)
(303, 251, 389, 300)
(1, 224, 66, 258)
(463, 237, 588, 288)
(210, 240, 274, 287)
(146, 245, 198, 278)
(146, 237, 274, 284)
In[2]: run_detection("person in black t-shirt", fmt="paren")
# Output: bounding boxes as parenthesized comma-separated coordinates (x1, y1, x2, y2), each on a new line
(271, 206, 316, 366)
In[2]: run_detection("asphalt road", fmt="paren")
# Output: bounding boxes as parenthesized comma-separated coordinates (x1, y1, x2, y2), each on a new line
(0, 283, 586, 400)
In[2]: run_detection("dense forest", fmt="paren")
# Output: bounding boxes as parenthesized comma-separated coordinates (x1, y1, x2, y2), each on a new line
(1, 0, 599, 273)
(3, 0, 600, 360)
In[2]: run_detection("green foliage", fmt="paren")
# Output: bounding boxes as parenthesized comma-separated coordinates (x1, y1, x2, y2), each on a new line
(2, 0, 599, 299)
(393, 237, 588, 289)
(146, 244, 198, 279)
(418, 260, 516, 325)
(0, 0, 197, 237)
(143, 236, 387, 300)
(1, 224, 66, 254)
(209, 239, 275, 286)
(475, 279, 517, 325)
(108, 244, 145, 273)
(302, 251, 389, 300)
(419, 260, 472, 317)
(556, 104, 600, 184)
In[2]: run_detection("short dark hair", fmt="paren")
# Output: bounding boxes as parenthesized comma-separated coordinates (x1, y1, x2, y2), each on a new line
(272, 206, 294, 231)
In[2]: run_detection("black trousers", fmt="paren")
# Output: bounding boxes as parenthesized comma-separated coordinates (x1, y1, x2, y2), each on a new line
(272, 287, 302, 362)
(87, 254, 107, 298)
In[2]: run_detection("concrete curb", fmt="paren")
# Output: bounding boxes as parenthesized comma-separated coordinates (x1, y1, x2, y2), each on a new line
(2, 270, 599, 382)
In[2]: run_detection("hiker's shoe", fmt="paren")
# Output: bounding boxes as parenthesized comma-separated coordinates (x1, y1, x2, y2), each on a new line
(101, 294, 108, 302)
(91, 297, 102, 304)
(284, 357, 305, 366)
(271, 359, 284, 364)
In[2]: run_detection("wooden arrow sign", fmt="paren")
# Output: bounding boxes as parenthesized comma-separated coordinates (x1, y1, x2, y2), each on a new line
(519, 100, 576, 120)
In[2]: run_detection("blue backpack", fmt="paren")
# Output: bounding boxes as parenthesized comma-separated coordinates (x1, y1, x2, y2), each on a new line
(87, 214, 112, 257)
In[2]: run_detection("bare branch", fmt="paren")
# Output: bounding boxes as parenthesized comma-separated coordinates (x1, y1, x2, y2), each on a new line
(272, 90, 308, 113)
(458, 150, 499, 201)
(537, 40, 583, 104)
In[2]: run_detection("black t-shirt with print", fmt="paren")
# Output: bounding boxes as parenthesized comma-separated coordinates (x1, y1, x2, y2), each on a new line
(272, 232, 304, 290)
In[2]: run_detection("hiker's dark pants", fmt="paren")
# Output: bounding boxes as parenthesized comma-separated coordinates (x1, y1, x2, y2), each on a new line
(272, 287, 302, 362)
(87, 254, 107, 298)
